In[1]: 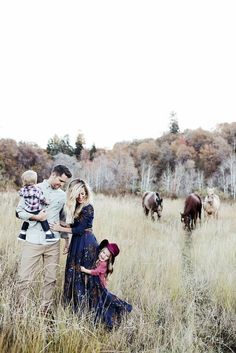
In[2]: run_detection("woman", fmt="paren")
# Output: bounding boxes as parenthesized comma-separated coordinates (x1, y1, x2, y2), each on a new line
(51, 178, 132, 329)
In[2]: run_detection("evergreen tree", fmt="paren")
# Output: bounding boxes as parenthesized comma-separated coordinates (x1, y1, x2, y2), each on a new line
(59, 134, 74, 156)
(47, 134, 61, 156)
(47, 134, 74, 156)
(169, 111, 180, 134)
(74, 132, 85, 160)
(89, 144, 97, 161)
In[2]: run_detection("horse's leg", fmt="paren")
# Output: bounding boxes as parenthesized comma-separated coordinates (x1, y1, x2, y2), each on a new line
(192, 216, 196, 229)
(144, 207, 149, 217)
(199, 209, 202, 224)
(188, 219, 192, 232)
(151, 210, 155, 221)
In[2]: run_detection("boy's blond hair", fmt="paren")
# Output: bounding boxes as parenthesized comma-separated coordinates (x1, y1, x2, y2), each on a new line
(21, 170, 37, 186)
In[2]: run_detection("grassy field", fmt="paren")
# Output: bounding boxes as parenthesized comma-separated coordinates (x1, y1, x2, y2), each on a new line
(0, 192, 236, 353)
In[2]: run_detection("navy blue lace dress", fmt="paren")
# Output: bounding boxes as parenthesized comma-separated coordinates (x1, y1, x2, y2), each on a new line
(63, 203, 132, 329)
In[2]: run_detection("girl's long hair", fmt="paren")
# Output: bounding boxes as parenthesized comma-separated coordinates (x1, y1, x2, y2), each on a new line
(107, 255, 114, 277)
(64, 178, 92, 224)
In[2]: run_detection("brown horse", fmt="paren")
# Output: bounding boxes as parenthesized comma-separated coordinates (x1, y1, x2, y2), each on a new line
(181, 193, 202, 232)
(142, 191, 163, 221)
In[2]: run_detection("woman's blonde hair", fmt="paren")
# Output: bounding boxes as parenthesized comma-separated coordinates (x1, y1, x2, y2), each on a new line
(64, 178, 92, 224)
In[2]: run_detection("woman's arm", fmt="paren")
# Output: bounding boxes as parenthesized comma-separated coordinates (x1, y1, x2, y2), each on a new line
(51, 204, 94, 235)
(50, 223, 72, 233)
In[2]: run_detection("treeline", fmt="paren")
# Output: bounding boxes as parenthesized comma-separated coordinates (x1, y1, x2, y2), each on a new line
(1, 121, 236, 198)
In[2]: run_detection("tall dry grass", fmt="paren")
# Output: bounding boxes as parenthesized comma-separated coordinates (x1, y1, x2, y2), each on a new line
(0, 192, 235, 353)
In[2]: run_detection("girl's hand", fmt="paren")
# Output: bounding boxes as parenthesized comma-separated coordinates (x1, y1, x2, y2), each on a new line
(80, 266, 85, 272)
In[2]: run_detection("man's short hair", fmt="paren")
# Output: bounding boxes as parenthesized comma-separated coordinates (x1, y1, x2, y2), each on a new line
(52, 165, 72, 178)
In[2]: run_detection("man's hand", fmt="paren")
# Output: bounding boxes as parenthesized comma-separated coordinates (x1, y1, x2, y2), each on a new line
(33, 209, 47, 222)
(63, 244, 69, 255)
(62, 238, 70, 255)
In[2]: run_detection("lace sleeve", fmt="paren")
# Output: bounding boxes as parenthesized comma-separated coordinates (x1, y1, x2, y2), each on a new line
(71, 204, 94, 236)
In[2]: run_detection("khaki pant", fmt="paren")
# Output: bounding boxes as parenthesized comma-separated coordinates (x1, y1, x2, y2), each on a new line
(18, 241, 60, 309)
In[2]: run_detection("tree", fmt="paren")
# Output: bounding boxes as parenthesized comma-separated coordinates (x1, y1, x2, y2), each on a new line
(46, 134, 74, 156)
(89, 144, 97, 161)
(59, 135, 74, 156)
(17, 142, 52, 183)
(216, 122, 236, 152)
(74, 132, 85, 160)
(169, 111, 180, 134)
(0, 139, 52, 187)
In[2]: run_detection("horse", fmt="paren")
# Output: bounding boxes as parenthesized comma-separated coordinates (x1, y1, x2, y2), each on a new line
(181, 193, 202, 232)
(203, 187, 220, 219)
(142, 191, 163, 221)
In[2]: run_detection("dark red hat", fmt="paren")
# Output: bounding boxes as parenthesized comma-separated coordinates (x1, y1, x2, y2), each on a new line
(99, 239, 120, 258)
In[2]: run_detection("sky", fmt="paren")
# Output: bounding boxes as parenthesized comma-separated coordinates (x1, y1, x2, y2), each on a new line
(0, 1, 236, 150)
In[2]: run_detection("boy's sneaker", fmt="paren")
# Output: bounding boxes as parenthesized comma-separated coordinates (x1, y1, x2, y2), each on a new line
(46, 233, 56, 242)
(18, 233, 26, 242)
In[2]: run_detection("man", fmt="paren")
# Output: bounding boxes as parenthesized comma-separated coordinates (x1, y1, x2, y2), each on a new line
(16, 164, 72, 313)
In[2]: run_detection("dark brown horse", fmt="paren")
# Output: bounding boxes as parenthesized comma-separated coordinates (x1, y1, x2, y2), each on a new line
(181, 193, 202, 231)
(142, 191, 163, 221)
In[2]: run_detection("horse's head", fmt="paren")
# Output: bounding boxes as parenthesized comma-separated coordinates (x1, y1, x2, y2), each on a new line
(205, 191, 214, 206)
(180, 212, 191, 232)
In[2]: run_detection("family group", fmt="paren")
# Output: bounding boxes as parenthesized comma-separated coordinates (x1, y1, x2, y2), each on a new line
(16, 165, 132, 330)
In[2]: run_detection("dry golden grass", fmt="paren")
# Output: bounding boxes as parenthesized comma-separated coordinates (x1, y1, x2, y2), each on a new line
(0, 192, 236, 353)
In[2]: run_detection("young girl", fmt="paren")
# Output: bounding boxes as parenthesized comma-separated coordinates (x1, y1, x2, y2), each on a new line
(80, 239, 120, 288)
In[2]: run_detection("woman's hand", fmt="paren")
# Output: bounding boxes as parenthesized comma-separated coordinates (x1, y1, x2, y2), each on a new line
(50, 222, 72, 234)
(60, 221, 70, 227)
(50, 223, 62, 232)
